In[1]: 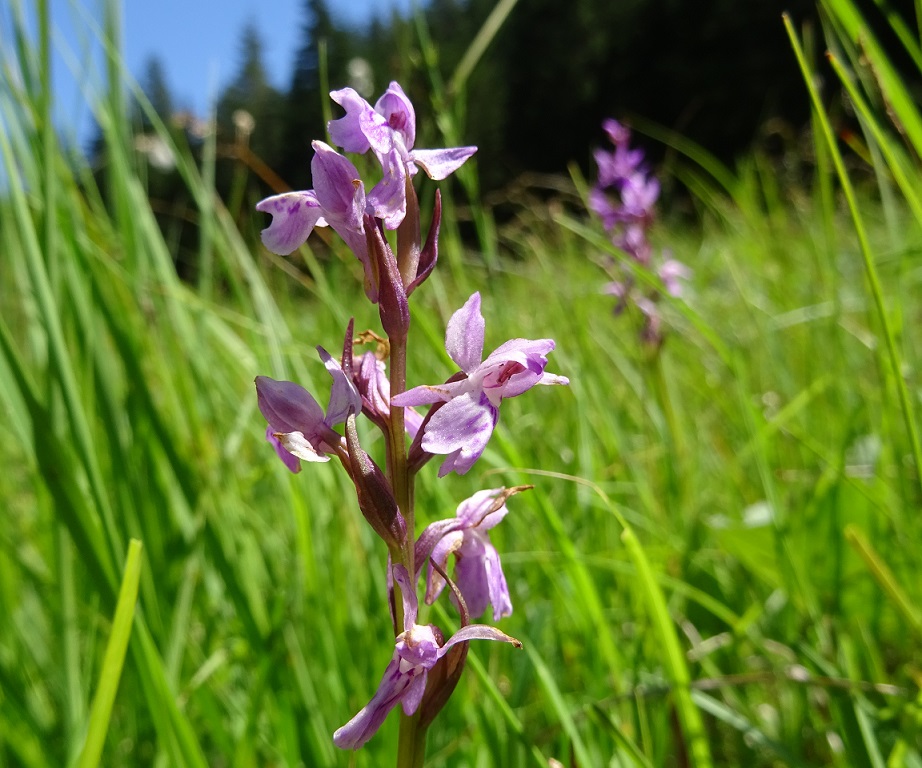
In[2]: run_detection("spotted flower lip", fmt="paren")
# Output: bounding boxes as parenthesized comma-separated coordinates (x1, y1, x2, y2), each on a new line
(328, 81, 477, 228)
(255, 347, 362, 472)
(333, 564, 521, 751)
(415, 487, 518, 621)
(391, 292, 569, 476)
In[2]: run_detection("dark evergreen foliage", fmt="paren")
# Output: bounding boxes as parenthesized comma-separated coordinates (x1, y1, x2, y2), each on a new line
(92, 0, 921, 276)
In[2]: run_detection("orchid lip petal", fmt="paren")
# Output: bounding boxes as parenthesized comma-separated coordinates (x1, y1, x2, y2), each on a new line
(333, 657, 409, 750)
(275, 431, 331, 463)
(264, 426, 301, 473)
(255, 191, 326, 255)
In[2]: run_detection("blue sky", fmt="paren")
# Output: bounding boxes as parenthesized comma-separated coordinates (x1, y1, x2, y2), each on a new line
(25, 0, 416, 144)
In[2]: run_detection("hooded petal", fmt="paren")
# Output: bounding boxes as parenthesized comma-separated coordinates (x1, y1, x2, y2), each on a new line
(445, 292, 485, 373)
(255, 191, 326, 255)
(255, 376, 325, 435)
(318, 346, 362, 427)
(375, 81, 416, 150)
(455, 488, 511, 531)
(311, 141, 366, 227)
(479, 338, 566, 401)
(366, 148, 408, 229)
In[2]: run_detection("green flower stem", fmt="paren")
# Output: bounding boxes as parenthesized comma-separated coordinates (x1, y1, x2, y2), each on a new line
(386, 334, 427, 766)
(396, 711, 426, 768)
(387, 336, 414, 575)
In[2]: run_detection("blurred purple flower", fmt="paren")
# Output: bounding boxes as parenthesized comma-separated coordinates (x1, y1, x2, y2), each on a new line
(256, 347, 362, 472)
(591, 118, 689, 343)
(415, 488, 514, 621)
(659, 258, 692, 297)
(328, 81, 477, 228)
(333, 564, 520, 750)
(391, 292, 568, 476)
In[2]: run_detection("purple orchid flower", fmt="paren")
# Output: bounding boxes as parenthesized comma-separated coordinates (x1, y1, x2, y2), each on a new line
(353, 350, 424, 439)
(333, 564, 520, 750)
(256, 141, 380, 300)
(391, 292, 569, 476)
(415, 488, 517, 621)
(255, 347, 362, 472)
(328, 81, 477, 228)
(659, 258, 692, 297)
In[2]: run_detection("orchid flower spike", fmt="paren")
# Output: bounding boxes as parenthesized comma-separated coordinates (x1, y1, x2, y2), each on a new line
(255, 347, 362, 472)
(328, 81, 477, 228)
(333, 564, 521, 750)
(391, 292, 569, 476)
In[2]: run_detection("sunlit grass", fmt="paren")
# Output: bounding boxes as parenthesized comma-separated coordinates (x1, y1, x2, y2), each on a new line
(1, 0, 921, 766)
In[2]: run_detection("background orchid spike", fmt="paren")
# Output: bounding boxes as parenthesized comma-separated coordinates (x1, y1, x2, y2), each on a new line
(333, 565, 521, 751)
(415, 486, 532, 621)
(589, 118, 690, 344)
(391, 292, 569, 476)
(255, 347, 361, 472)
(328, 81, 477, 228)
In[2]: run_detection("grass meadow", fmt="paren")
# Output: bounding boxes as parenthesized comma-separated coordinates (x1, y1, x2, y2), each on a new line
(1, 1, 921, 766)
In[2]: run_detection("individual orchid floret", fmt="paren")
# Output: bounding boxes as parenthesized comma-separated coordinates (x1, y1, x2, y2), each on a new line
(256, 141, 379, 300)
(659, 258, 691, 297)
(353, 349, 423, 439)
(328, 81, 476, 228)
(333, 564, 521, 750)
(255, 346, 362, 472)
(415, 487, 528, 621)
(391, 292, 569, 476)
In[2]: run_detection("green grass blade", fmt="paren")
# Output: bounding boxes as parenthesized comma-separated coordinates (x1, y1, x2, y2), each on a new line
(784, 12, 922, 491)
(621, 528, 713, 768)
(76, 539, 143, 768)
(845, 524, 922, 638)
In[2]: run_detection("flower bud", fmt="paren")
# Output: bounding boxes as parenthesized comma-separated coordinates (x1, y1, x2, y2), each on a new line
(344, 413, 407, 550)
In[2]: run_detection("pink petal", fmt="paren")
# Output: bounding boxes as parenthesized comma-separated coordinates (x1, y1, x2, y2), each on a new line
(255, 192, 326, 255)
(410, 146, 477, 180)
(445, 293, 485, 373)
